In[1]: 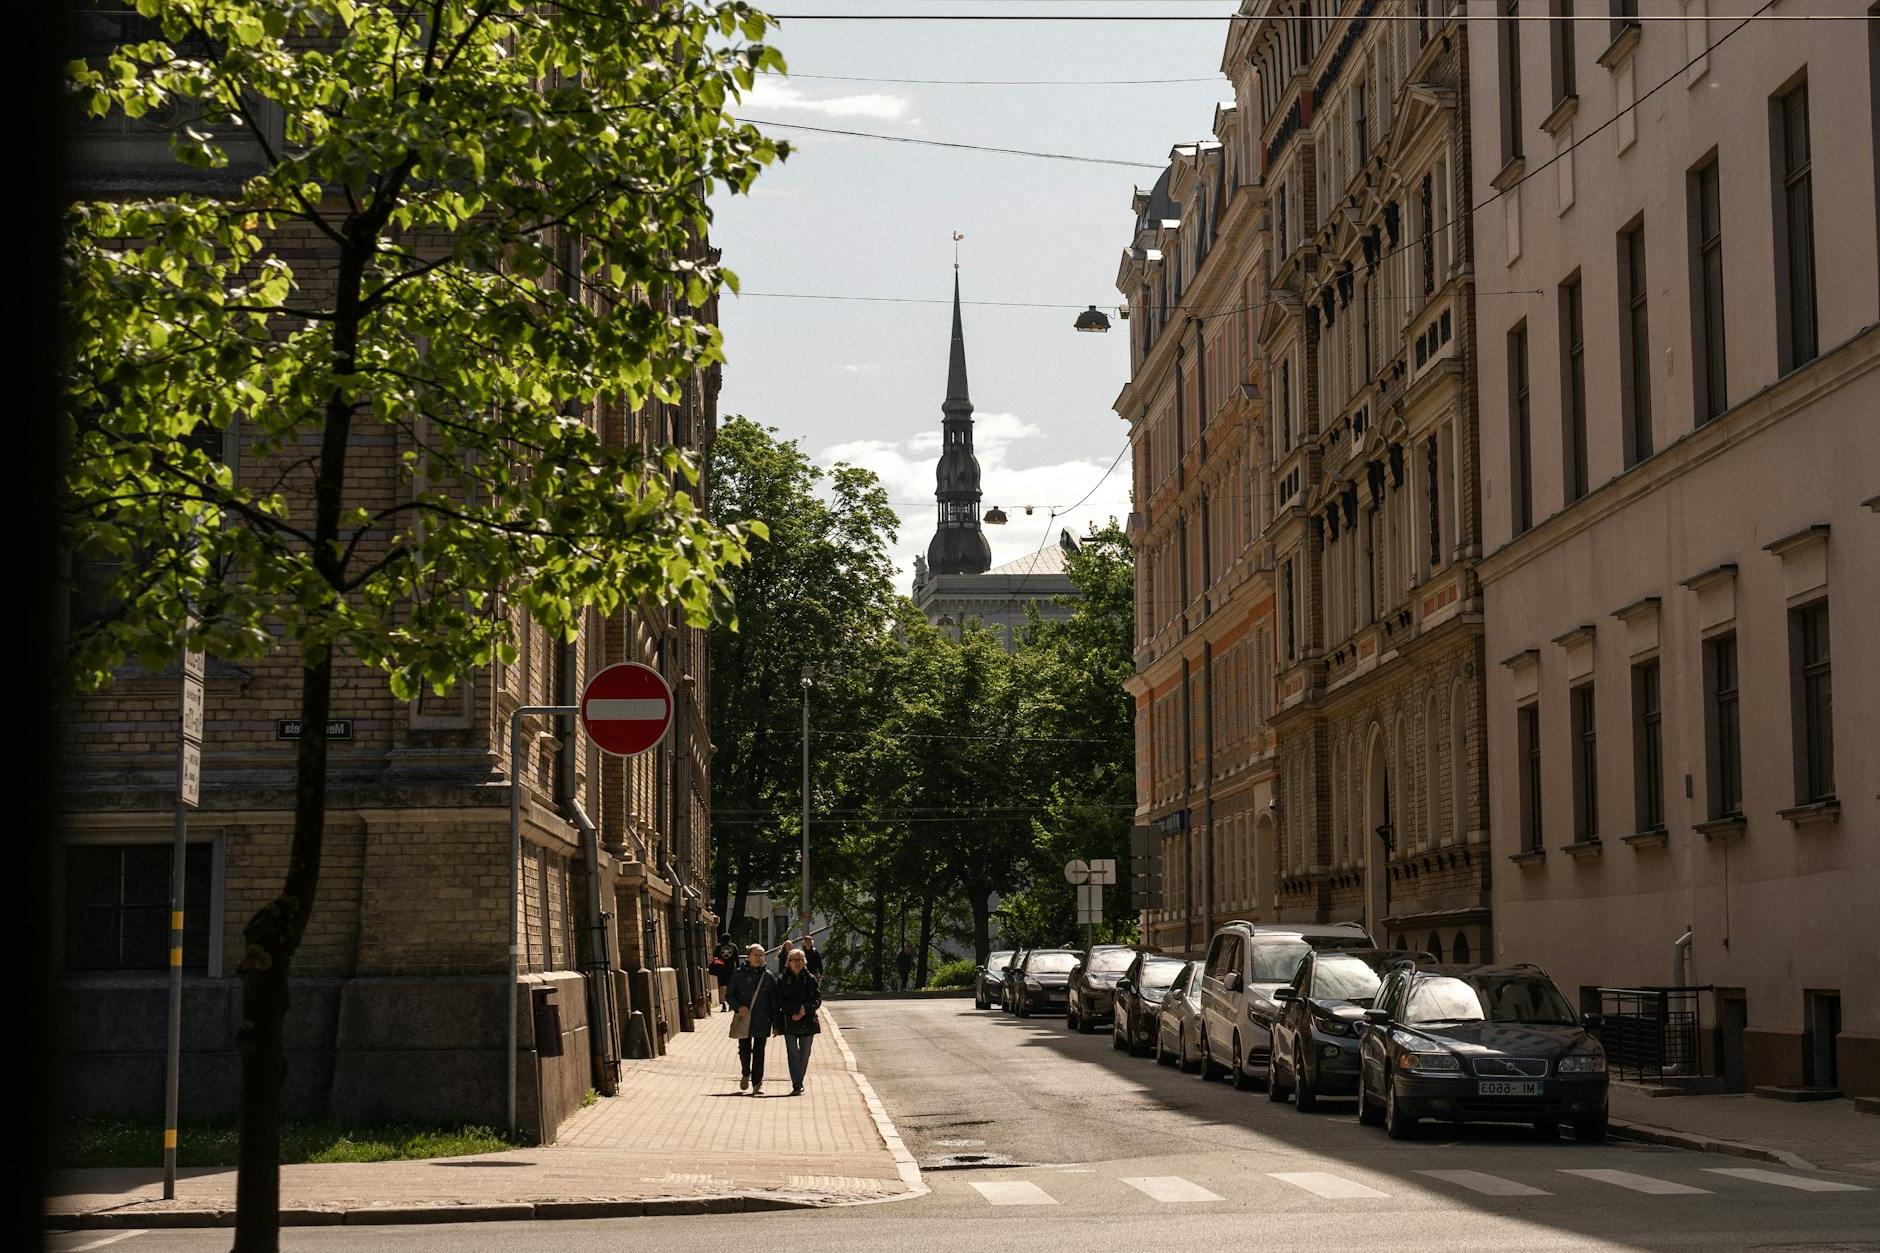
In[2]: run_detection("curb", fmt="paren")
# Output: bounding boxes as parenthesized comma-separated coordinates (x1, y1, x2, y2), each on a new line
(47, 1194, 830, 1231)
(823, 1007, 930, 1201)
(1609, 1118, 1816, 1171)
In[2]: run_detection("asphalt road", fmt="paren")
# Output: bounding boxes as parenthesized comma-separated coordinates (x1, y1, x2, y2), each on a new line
(48, 997, 1879, 1252)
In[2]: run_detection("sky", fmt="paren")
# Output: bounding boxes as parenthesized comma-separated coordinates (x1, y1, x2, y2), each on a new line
(710, 1, 1238, 585)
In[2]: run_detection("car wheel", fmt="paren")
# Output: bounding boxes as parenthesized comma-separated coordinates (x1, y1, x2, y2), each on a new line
(1357, 1074, 1384, 1126)
(1200, 1031, 1228, 1082)
(1266, 1047, 1290, 1102)
(1112, 1013, 1128, 1050)
(1231, 1033, 1257, 1091)
(1015, 993, 1031, 1019)
(1129, 1014, 1150, 1058)
(1574, 1109, 1609, 1142)
(1179, 1027, 1200, 1074)
(1156, 1027, 1173, 1067)
(1293, 1044, 1319, 1112)
(1384, 1077, 1418, 1140)
(975, 986, 988, 1011)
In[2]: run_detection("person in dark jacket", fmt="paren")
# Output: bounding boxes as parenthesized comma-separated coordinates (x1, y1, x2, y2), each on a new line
(801, 934, 824, 978)
(728, 944, 777, 1094)
(895, 942, 914, 992)
(710, 934, 738, 1013)
(775, 948, 822, 1096)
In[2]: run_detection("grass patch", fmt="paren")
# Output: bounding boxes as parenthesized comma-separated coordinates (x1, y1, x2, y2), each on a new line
(56, 1118, 521, 1169)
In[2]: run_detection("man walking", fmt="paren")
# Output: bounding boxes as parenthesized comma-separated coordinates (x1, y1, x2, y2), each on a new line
(802, 934, 824, 978)
(895, 942, 914, 993)
(728, 943, 777, 1095)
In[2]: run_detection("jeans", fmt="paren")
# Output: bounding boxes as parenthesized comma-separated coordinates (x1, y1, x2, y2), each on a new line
(739, 1035, 768, 1088)
(784, 1032, 815, 1090)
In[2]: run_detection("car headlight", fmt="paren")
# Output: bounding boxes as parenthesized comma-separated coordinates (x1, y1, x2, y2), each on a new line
(1556, 1052, 1607, 1074)
(1397, 1051, 1461, 1075)
(1314, 1015, 1356, 1038)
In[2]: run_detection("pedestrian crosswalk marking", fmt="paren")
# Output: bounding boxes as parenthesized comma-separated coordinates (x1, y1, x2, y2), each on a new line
(1560, 1168, 1711, 1195)
(970, 1180, 1058, 1206)
(1703, 1167, 1869, 1193)
(1123, 1176, 1224, 1203)
(1418, 1169, 1551, 1196)
(1269, 1170, 1390, 1199)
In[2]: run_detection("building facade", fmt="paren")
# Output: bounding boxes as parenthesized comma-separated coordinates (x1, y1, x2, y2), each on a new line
(1246, 1, 1493, 959)
(1469, 5, 1879, 1095)
(58, 35, 717, 1140)
(1118, 90, 1282, 954)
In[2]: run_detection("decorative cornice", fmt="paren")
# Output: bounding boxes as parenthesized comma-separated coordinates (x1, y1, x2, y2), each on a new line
(1499, 647, 1540, 671)
(1550, 623, 1597, 648)
(1540, 94, 1580, 138)
(1762, 523, 1830, 558)
(1679, 562, 1737, 594)
(1612, 595, 1661, 623)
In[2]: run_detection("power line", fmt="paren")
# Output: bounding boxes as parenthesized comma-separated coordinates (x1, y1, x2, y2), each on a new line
(732, 117, 1163, 168)
(784, 72, 1227, 86)
(770, 10, 1863, 21)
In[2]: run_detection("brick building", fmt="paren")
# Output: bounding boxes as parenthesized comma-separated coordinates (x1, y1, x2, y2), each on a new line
(58, 20, 716, 1142)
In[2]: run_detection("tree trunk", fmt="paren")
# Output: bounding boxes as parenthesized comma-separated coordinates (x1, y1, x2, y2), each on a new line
(730, 879, 749, 947)
(972, 890, 992, 967)
(916, 892, 934, 989)
(869, 879, 886, 992)
(233, 649, 334, 1251)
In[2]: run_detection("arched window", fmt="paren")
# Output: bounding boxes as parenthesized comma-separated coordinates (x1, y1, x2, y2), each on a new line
(1330, 740, 1345, 867)
(1450, 679, 1469, 843)
(1453, 931, 1472, 964)
(1426, 931, 1444, 962)
(1424, 693, 1442, 850)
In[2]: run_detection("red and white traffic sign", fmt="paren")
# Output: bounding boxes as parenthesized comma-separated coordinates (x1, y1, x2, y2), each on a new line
(580, 662, 673, 758)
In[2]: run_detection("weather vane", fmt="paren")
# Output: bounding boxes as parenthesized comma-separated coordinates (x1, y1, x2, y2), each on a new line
(952, 230, 964, 269)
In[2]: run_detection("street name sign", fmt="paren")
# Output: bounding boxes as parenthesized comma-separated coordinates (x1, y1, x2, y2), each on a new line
(580, 662, 673, 758)
(1077, 883, 1103, 925)
(276, 718, 354, 740)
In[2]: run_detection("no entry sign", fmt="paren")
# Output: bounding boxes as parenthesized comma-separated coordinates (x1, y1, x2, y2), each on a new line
(580, 662, 673, 757)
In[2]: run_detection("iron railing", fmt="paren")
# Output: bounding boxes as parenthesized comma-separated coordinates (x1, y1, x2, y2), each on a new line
(1595, 986, 1709, 1082)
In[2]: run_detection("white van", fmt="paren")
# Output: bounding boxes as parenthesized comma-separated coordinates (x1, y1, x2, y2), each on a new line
(1196, 921, 1374, 1089)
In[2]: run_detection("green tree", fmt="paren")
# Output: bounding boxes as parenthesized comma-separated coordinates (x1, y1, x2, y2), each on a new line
(65, 4, 780, 1246)
(706, 418, 899, 936)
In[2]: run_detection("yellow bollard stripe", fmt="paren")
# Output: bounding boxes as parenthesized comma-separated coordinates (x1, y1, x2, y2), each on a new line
(164, 1129, 177, 1149)
(170, 947, 183, 966)
(172, 911, 184, 929)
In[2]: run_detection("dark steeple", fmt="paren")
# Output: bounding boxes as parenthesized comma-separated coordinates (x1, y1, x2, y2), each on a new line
(926, 269, 993, 576)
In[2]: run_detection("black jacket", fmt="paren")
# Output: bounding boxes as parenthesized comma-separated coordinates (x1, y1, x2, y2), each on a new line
(774, 970, 822, 1035)
(804, 947, 825, 977)
(729, 963, 778, 1037)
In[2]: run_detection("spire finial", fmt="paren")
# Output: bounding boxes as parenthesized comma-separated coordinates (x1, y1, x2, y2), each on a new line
(952, 229, 963, 270)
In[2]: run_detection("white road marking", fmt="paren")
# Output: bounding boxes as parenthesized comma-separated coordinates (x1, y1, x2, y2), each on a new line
(1123, 1175, 1224, 1203)
(1703, 1167, 1870, 1192)
(970, 1180, 1058, 1206)
(1560, 1168, 1711, 1195)
(1418, 1168, 1551, 1196)
(1269, 1170, 1391, 1199)
(64, 1234, 148, 1252)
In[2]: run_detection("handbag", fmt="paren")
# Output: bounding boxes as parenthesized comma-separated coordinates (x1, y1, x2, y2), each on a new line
(729, 1008, 750, 1040)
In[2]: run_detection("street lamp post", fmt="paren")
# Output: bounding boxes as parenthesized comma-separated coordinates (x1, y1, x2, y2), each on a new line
(800, 666, 812, 931)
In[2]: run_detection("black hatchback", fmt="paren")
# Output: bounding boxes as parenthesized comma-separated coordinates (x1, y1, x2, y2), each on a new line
(1356, 963, 1609, 1141)
(1268, 949, 1430, 1111)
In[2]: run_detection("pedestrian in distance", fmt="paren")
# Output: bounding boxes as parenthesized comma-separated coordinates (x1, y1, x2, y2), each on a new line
(895, 942, 914, 992)
(728, 943, 777, 1095)
(802, 934, 824, 978)
(710, 933, 738, 1013)
(776, 947, 823, 1096)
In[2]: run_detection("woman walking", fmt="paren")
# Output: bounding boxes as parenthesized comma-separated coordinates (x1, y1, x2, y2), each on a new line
(775, 947, 822, 1096)
(728, 943, 777, 1095)
(710, 933, 738, 1012)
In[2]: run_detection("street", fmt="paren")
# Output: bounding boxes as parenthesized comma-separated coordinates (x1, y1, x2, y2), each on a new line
(50, 997, 1878, 1252)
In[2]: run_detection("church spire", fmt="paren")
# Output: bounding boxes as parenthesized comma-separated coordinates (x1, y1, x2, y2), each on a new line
(926, 258, 992, 577)
(945, 270, 971, 412)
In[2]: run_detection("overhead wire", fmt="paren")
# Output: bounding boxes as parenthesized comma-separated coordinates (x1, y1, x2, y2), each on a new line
(731, 117, 1165, 168)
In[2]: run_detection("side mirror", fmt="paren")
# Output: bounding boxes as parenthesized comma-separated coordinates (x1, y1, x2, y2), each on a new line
(1273, 987, 1297, 1003)
(1583, 1011, 1604, 1029)
(1224, 971, 1244, 993)
(1364, 1007, 1390, 1025)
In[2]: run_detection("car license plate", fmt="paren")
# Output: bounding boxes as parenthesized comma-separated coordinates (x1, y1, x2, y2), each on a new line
(1478, 1080, 1540, 1096)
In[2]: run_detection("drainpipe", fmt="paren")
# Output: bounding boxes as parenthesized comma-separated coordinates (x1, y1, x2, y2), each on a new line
(1672, 926, 1693, 988)
(569, 799, 619, 1095)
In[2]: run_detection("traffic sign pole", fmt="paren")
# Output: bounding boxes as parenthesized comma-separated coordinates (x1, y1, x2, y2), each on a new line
(163, 637, 203, 1200)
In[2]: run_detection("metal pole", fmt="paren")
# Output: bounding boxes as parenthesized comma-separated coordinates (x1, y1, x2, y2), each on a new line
(800, 668, 812, 930)
(508, 704, 578, 1139)
(162, 787, 186, 1198)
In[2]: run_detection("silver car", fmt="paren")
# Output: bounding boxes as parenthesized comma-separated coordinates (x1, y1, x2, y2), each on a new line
(1196, 921, 1374, 1090)
(1154, 960, 1205, 1073)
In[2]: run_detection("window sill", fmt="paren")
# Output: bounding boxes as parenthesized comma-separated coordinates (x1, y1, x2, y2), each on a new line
(1777, 799, 1840, 831)
(1562, 839, 1603, 861)
(1693, 814, 1747, 843)
(1540, 94, 1579, 138)
(1509, 848, 1547, 868)
(1490, 154, 1526, 193)
(1597, 22, 1642, 70)
(1622, 827, 1668, 850)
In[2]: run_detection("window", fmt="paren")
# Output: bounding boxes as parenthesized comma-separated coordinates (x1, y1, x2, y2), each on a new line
(1632, 659, 1664, 831)
(1519, 702, 1543, 851)
(1792, 601, 1834, 802)
(1610, 0, 1638, 42)
(1693, 159, 1728, 422)
(1421, 173, 1436, 294)
(1570, 683, 1599, 841)
(1705, 633, 1742, 817)
(1510, 323, 1533, 534)
(1620, 223, 1652, 465)
(1280, 357, 1293, 451)
(1776, 80, 1817, 371)
(1501, 0, 1525, 163)
(1281, 559, 1297, 662)
(1561, 275, 1588, 502)
(1356, 80, 1369, 165)
(65, 843, 213, 972)
(1551, 1, 1577, 103)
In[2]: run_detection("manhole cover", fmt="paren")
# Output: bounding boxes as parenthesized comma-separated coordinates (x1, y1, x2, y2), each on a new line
(923, 1153, 1033, 1171)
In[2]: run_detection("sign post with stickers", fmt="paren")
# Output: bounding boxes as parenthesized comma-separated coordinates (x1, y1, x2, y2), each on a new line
(164, 629, 204, 1199)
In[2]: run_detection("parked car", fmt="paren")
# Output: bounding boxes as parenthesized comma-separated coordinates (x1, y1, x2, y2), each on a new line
(1154, 959, 1205, 1072)
(1197, 921, 1374, 1089)
(1113, 952, 1188, 1056)
(1008, 948, 1079, 1018)
(975, 950, 1015, 1010)
(1355, 962, 1609, 1141)
(1067, 944, 1138, 1033)
(1267, 949, 1430, 1111)
(998, 949, 1030, 1014)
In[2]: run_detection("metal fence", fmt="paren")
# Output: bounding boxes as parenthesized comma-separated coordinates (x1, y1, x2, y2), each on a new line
(1594, 986, 1708, 1082)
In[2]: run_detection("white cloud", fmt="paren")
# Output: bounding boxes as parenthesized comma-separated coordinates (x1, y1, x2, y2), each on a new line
(820, 413, 1131, 590)
(744, 80, 911, 121)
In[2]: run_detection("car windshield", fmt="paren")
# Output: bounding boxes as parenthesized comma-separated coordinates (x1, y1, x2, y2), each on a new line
(1026, 952, 1078, 974)
(1406, 975, 1580, 1026)
(987, 952, 1013, 969)
(1140, 959, 1184, 989)
(1250, 940, 1311, 982)
(1310, 957, 1383, 1001)
(1090, 949, 1134, 974)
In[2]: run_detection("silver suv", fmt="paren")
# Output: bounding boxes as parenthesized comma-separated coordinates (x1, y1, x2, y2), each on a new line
(1196, 921, 1374, 1089)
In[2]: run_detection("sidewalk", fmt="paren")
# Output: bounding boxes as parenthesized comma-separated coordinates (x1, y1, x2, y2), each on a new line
(1610, 1084, 1880, 1176)
(46, 1010, 922, 1230)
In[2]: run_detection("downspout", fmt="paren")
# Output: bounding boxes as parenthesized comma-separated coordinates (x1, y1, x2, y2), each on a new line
(557, 635, 619, 1095)
(1672, 926, 1693, 988)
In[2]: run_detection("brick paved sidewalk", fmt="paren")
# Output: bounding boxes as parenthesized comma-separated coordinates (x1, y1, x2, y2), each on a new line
(1611, 1085, 1880, 1176)
(46, 1009, 920, 1229)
